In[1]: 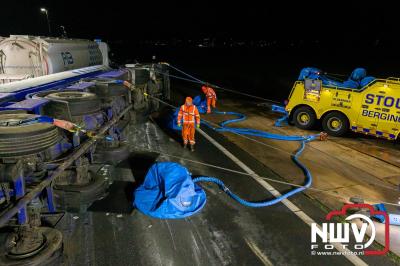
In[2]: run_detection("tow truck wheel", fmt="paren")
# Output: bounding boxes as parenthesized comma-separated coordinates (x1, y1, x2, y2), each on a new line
(293, 106, 316, 130)
(322, 112, 349, 137)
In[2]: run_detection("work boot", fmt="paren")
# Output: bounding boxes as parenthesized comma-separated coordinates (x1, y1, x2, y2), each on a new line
(190, 144, 195, 152)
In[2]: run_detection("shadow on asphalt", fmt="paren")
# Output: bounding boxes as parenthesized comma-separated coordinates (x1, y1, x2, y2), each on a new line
(87, 152, 159, 214)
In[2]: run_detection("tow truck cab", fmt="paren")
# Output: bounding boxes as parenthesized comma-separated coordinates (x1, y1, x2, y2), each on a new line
(285, 69, 400, 140)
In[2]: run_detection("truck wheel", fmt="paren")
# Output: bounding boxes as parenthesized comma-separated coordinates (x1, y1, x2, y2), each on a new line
(293, 106, 316, 130)
(45, 91, 101, 116)
(322, 112, 349, 137)
(0, 113, 59, 157)
(89, 79, 129, 98)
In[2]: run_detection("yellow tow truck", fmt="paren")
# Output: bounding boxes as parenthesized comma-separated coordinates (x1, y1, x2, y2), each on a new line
(285, 69, 400, 139)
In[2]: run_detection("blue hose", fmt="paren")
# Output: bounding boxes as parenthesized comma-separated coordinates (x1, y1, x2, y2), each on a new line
(202, 111, 319, 141)
(193, 138, 314, 207)
(163, 64, 321, 207)
(274, 114, 289, 127)
(197, 110, 320, 207)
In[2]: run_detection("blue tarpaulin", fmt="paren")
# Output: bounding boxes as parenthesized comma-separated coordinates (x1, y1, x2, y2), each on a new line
(298, 67, 375, 89)
(167, 108, 181, 131)
(192, 95, 208, 114)
(298, 67, 322, 81)
(360, 76, 375, 87)
(133, 162, 207, 219)
(350, 68, 366, 82)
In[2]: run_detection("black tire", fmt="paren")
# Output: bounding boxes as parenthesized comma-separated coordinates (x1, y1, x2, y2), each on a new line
(45, 91, 100, 117)
(322, 112, 349, 137)
(93, 144, 130, 165)
(53, 172, 109, 212)
(88, 79, 129, 98)
(293, 106, 317, 130)
(0, 113, 59, 157)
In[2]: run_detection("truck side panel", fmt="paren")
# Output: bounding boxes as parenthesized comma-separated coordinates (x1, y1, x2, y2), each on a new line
(357, 83, 400, 139)
(286, 79, 400, 140)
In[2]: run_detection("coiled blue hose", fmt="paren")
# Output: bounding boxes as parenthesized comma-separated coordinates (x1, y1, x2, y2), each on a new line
(193, 138, 314, 207)
(202, 111, 319, 141)
(197, 110, 320, 207)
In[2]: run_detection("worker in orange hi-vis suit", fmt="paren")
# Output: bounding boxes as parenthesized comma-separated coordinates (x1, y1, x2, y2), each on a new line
(201, 84, 217, 113)
(177, 97, 201, 152)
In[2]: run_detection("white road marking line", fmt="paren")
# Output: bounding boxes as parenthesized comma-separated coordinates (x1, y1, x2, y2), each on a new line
(244, 237, 273, 266)
(197, 128, 368, 266)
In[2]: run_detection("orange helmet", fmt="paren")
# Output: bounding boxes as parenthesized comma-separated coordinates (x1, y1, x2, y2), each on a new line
(185, 96, 193, 105)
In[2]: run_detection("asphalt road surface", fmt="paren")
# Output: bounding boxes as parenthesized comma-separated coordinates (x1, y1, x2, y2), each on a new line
(56, 115, 396, 266)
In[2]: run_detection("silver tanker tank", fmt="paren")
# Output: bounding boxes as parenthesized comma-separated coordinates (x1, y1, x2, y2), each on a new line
(0, 35, 109, 83)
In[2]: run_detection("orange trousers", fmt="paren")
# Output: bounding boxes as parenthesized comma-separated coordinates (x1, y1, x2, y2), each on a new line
(182, 123, 196, 145)
(207, 97, 216, 113)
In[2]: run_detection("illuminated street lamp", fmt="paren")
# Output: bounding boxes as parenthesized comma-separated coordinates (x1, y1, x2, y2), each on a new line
(40, 7, 52, 35)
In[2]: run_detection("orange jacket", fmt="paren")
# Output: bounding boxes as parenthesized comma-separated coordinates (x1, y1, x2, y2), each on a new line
(177, 104, 200, 124)
(202, 86, 217, 99)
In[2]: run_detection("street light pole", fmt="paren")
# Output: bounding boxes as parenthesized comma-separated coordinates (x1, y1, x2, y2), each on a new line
(40, 8, 52, 36)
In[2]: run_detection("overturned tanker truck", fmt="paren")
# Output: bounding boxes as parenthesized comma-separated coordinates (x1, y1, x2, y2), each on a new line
(0, 35, 109, 83)
(0, 61, 170, 264)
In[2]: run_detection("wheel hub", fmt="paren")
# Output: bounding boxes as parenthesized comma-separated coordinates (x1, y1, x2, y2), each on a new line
(328, 117, 342, 131)
(0, 227, 63, 266)
(331, 120, 340, 128)
(298, 112, 310, 125)
(6, 227, 46, 259)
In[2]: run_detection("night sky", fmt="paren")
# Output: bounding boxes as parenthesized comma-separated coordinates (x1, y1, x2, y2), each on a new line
(1, 1, 400, 98)
(0, 1, 396, 43)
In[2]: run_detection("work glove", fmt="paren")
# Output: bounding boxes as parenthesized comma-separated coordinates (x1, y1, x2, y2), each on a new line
(197, 124, 200, 128)
(177, 123, 181, 127)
